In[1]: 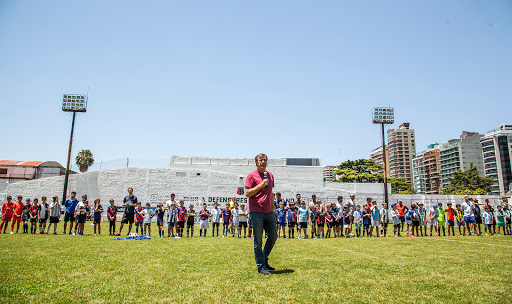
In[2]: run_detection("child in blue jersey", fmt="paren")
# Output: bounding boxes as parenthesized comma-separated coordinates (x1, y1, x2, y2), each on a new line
(309, 204, 317, 238)
(483, 206, 493, 235)
(107, 200, 118, 236)
(353, 205, 363, 238)
(155, 203, 165, 237)
(199, 203, 210, 237)
(286, 204, 297, 239)
(276, 202, 287, 238)
(211, 202, 221, 237)
(221, 203, 231, 237)
(297, 201, 309, 239)
(93, 198, 103, 236)
(325, 209, 333, 238)
(362, 205, 371, 237)
(342, 206, 351, 238)
(329, 202, 340, 238)
(370, 201, 380, 237)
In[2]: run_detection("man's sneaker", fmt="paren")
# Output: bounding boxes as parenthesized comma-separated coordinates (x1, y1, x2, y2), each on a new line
(115, 233, 120, 236)
(258, 268, 271, 276)
(265, 264, 275, 272)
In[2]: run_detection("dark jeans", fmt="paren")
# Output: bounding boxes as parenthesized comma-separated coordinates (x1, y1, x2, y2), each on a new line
(250, 212, 277, 270)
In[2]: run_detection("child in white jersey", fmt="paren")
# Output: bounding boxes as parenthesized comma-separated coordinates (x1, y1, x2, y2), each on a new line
(142, 203, 154, 237)
(391, 204, 401, 237)
(211, 202, 221, 237)
(239, 203, 248, 238)
(47, 196, 62, 234)
(297, 201, 309, 239)
(231, 202, 240, 238)
(353, 205, 363, 238)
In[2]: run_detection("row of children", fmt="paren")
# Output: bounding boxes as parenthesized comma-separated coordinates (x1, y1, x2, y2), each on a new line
(3, 194, 510, 238)
(273, 195, 512, 238)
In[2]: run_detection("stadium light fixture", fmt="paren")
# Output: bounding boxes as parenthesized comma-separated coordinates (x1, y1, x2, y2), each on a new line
(372, 107, 394, 209)
(62, 94, 88, 204)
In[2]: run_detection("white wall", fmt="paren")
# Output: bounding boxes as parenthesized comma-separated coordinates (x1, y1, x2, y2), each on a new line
(3, 157, 503, 217)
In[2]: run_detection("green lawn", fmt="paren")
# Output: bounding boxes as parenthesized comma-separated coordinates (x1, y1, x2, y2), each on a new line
(1, 223, 511, 304)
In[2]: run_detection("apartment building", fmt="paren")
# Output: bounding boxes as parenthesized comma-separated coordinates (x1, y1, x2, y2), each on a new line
(439, 131, 484, 190)
(370, 145, 390, 177)
(480, 124, 512, 195)
(413, 144, 440, 194)
(387, 123, 416, 183)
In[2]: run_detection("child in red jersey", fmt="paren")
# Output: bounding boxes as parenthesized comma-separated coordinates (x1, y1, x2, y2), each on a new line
(134, 202, 144, 235)
(315, 200, 326, 238)
(11, 196, 24, 234)
(1, 196, 14, 233)
(107, 199, 118, 236)
(176, 200, 187, 238)
(445, 203, 456, 236)
(29, 198, 39, 234)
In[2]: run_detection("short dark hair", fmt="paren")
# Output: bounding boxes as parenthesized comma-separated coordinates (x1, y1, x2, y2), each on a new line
(276, 192, 281, 196)
(254, 153, 267, 163)
(337, 196, 343, 200)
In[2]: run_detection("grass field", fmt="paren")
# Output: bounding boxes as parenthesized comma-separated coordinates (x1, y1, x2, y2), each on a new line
(1, 223, 512, 304)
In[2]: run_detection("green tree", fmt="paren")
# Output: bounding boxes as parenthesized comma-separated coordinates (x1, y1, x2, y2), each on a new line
(442, 162, 493, 195)
(387, 177, 415, 194)
(335, 159, 384, 183)
(76, 149, 95, 173)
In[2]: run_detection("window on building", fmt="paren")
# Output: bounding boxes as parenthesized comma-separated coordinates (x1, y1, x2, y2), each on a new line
(176, 172, 187, 177)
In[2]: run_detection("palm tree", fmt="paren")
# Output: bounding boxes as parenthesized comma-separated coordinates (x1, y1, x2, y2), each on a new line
(76, 149, 95, 173)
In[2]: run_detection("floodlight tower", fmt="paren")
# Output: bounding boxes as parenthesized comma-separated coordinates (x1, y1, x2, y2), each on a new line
(372, 107, 394, 207)
(61, 94, 87, 204)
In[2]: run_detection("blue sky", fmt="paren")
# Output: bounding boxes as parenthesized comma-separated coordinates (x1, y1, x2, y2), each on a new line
(1, 1, 511, 170)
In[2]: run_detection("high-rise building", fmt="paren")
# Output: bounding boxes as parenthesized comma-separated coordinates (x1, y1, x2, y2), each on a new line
(413, 144, 440, 194)
(439, 131, 484, 190)
(480, 124, 512, 195)
(370, 145, 389, 177)
(387, 123, 416, 183)
(323, 165, 337, 181)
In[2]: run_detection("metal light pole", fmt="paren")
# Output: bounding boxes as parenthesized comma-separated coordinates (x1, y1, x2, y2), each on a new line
(61, 94, 87, 204)
(372, 107, 394, 207)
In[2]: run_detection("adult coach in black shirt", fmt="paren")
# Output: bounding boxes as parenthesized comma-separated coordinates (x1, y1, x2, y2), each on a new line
(116, 187, 137, 236)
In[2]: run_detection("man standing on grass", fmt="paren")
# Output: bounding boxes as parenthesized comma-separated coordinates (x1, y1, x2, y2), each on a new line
(461, 196, 477, 235)
(347, 194, 355, 235)
(116, 187, 137, 236)
(245, 153, 277, 276)
(165, 193, 177, 237)
(63, 191, 78, 234)
(396, 200, 407, 232)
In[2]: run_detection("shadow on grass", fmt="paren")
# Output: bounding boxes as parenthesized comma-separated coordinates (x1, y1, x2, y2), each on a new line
(273, 269, 294, 275)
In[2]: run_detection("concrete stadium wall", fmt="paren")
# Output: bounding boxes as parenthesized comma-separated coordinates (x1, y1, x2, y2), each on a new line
(2, 156, 504, 221)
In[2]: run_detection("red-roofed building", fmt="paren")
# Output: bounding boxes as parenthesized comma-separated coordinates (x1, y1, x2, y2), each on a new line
(0, 160, 66, 185)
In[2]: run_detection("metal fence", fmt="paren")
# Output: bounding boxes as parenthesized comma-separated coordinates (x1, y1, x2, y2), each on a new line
(86, 158, 170, 172)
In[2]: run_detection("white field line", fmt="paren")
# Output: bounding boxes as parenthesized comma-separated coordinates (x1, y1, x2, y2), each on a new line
(427, 237, 512, 248)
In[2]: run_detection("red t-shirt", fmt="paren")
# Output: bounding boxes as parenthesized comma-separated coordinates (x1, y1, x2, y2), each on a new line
(13, 202, 24, 216)
(2, 202, 14, 219)
(445, 208, 456, 221)
(245, 170, 274, 213)
(396, 204, 406, 217)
